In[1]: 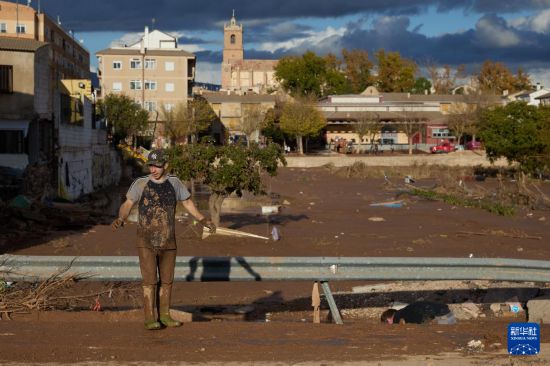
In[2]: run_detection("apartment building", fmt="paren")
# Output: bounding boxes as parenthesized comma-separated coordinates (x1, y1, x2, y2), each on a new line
(0, 37, 50, 170)
(96, 27, 196, 124)
(0, 0, 90, 81)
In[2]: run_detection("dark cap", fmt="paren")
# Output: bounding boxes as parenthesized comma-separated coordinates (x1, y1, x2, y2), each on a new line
(147, 149, 167, 167)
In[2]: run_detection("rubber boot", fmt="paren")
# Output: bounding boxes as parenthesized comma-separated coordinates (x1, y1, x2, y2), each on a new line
(143, 285, 161, 330)
(159, 284, 182, 327)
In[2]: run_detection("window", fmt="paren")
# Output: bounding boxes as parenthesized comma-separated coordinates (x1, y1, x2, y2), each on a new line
(144, 80, 157, 90)
(165, 61, 174, 71)
(0, 23, 6, 33)
(0, 65, 13, 93)
(130, 58, 141, 69)
(130, 80, 142, 90)
(431, 128, 451, 138)
(112, 61, 122, 69)
(230, 34, 236, 44)
(0, 130, 25, 153)
(112, 82, 122, 91)
(144, 58, 156, 69)
(144, 101, 157, 112)
(164, 103, 174, 111)
(165, 83, 174, 92)
(16, 24, 26, 34)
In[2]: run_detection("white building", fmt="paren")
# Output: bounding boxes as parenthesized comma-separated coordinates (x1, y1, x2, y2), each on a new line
(514, 83, 549, 106)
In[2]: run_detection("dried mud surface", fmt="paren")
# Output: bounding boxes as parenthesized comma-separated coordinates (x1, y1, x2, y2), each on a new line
(2, 167, 550, 364)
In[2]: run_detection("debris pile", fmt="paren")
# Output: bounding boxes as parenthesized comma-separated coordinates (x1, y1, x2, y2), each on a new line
(0, 194, 113, 251)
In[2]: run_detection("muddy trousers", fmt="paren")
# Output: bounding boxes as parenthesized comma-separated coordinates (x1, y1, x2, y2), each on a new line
(138, 248, 177, 323)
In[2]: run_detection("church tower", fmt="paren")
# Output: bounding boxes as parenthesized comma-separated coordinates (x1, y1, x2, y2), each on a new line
(223, 10, 244, 63)
(221, 11, 243, 89)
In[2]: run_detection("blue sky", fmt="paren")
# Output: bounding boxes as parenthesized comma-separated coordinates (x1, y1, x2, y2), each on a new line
(25, 0, 550, 86)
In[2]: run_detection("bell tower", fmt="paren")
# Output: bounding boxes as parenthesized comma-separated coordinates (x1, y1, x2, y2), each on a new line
(223, 10, 243, 63)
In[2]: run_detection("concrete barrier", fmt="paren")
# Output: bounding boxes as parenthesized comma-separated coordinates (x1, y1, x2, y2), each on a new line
(284, 151, 508, 168)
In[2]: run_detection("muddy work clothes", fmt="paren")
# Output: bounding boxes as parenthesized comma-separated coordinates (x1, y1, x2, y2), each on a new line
(126, 175, 190, 250)
(138, 247, 177, 286)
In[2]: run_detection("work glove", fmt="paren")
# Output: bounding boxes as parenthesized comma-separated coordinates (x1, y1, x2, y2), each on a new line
(111, 217, 125, 230)
(200, 218, 216, 234)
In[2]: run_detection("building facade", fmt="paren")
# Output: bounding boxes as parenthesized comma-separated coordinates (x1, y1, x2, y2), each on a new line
(204, 93, 277, 143)
(221, 13, 278, 94)
(0, 1, 90, 80)
(318, 88, 504, 149)
(0, 37, 50, 170)
(97, 27, 196, 147)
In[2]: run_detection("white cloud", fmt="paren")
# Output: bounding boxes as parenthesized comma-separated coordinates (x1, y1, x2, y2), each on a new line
(372, 15, 410, 34)
(475, 15, 520, 47)
(178, 44, 205, 53)
(528, 67, 550, 89)
(509, 9, 550, 34)
(109, 32, 143, 48)
(258, 26, 346, 53)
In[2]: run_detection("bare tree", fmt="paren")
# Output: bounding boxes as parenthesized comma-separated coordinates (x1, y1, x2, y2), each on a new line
(240, 104, 267, 147)
(160, 97, 216, 145)
(398, 107, 423, 155)
(447, 95, 478, 145)
(354, 112, 382, 151)
(426, 61, 465, 94)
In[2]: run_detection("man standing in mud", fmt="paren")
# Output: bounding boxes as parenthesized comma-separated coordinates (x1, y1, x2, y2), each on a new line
(112, 149, 215, 330)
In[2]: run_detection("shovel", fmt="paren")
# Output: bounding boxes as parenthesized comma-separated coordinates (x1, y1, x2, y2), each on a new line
(202, 226, 270, 240)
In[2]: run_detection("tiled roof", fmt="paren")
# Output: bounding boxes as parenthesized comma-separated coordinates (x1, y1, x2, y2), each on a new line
(0, 37, 48, 52)
(96, 47, 195, 58)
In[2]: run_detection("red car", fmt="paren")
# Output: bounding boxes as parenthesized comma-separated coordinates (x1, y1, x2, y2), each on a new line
(430, 142, 456, 154)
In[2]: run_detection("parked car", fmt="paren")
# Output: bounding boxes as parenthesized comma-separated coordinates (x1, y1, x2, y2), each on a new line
(430, 142, 456, 154)
(465, 141, 482, 150)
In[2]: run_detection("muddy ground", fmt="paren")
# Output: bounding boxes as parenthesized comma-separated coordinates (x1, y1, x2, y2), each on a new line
(2, 166, 550, 364)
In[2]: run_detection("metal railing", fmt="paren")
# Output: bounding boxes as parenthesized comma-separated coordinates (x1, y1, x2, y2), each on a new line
(3, 254, 550, 324)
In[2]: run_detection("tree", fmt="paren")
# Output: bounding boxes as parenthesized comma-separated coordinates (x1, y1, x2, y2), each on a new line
(275, 51, 326, 97)
(447, 93, 493, 145)
(477, 61, 533, 94)
(168, 142, 286, 226)
(410, 77, 432, 95)
(102, 94, 149, 147)
(279, 98, 326, 154)
(274, 51, 348, 97)
(513, 67, 533, 92)
(398, 107, 423, 155)
(160, 97, 217, 145)
(447, 99, 476, 145)
(479, 102, 550, 175)
(261, 101, 288, 146)
(354, 112, 382, 148)
(427, 63, 465, 94)
(342, 48, 374, 93)
(375, 50, 418, 93)
(240, 104, 267, 147)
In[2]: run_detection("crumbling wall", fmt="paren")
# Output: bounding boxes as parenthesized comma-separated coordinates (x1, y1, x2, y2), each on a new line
(92, 142, 121, 190)
(56, 97, 120, 201)
(56, 96, 92, 201)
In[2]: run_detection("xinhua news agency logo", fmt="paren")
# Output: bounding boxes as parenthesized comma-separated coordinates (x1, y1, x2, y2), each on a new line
(508, 322, 540, 356)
